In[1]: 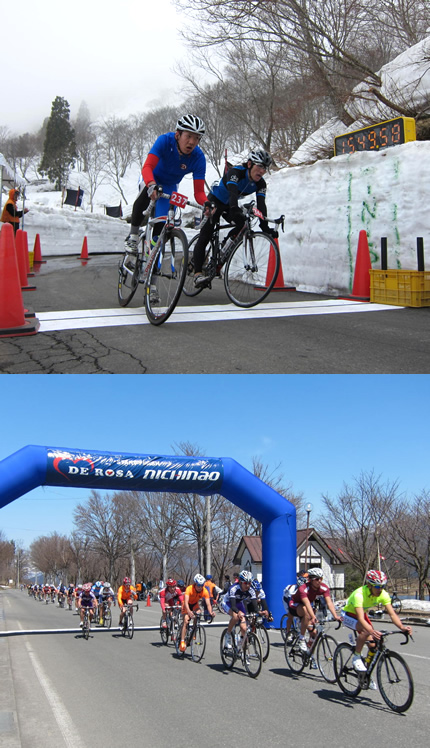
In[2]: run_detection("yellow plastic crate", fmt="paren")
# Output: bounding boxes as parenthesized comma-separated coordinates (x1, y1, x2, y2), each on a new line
(370, 269, 430, 307)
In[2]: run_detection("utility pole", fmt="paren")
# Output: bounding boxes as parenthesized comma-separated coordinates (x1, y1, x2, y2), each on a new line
(304, 503, 313, 572)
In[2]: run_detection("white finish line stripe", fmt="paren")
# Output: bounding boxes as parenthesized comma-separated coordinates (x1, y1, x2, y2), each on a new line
(37, 299, 404, 332)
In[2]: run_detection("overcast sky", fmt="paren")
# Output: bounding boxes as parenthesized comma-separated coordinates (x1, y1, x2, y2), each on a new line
(2, 0, 190, 133)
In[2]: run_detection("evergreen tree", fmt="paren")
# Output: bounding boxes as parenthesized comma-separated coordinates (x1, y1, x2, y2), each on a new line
(39, 96, 77, 190)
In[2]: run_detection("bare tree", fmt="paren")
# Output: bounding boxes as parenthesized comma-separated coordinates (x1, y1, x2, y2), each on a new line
(317, 471, 401, 579)
(30, 533, 72, 582)
(99, 116, 135, 203)
(388, 492, 430, 599)
(73, 490, 128, 582)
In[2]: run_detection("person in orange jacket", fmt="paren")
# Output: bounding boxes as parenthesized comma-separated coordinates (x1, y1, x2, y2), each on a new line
(1, 188, 28, 233)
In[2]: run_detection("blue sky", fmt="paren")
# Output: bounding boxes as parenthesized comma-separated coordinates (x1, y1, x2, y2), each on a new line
(0, 374, 428, 549)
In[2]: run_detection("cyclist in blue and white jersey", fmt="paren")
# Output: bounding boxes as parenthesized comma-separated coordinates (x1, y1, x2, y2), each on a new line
(124, 114, 208, 251)
(192, 149, 277, 287)
(251, 579, 272, 621)
(221, 570, 259, 649)
(91, 580, 103, 614)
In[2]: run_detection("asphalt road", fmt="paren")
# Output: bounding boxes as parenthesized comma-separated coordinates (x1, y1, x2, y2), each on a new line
(1, 589, 430, 748)
(1, 255, 429, 373)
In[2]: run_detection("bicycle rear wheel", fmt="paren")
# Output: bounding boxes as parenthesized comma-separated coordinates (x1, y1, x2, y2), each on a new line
(190, 623, 206, 662)
(284, 637, 306, 674)
(220, 629, 235, 669)
(333, 643, 362, 697)
(377, 651, 414, 712)
(182, 234, 211, 297)
(118, 251, 140, 306)
(316, 634, 338, 683)
(145, 228, 188, 325)
(243, 633, 262, 678)
(224, 232, 280, 307)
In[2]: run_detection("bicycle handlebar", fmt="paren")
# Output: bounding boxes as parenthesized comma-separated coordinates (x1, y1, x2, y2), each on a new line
(378, 629, 412, 645)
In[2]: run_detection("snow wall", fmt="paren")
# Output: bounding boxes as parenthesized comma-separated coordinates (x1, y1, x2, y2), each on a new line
(0, 445, 296, 627)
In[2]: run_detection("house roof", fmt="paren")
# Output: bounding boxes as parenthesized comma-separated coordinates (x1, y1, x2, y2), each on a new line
(234, 529, 347, 565)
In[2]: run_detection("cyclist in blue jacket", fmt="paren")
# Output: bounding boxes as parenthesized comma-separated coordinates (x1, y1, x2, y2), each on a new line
(192, 149, 276, 287)
(125, 114, 207, 251)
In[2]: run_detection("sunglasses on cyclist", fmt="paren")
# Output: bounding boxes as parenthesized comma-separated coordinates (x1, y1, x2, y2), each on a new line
(372, 584, 385, 589)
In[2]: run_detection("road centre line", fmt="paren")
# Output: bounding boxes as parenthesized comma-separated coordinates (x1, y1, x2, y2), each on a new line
(37, 299, 404, 333)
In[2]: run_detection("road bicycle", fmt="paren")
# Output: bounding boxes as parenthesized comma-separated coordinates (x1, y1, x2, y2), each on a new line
(81, 607, 93, 640)
(183, 201, 284, 307)
(220, 614, 263, 678)
(100, 600, 112, 629)
(333, 630, 414, 712)
(121, 602, 138, 639)
(160, 604, 181, 646)
(175, 610, 207, 662)
(284, 619, 340, 683)
(117, 190, 199, 325)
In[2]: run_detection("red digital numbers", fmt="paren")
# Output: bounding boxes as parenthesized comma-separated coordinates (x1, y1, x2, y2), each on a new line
(357, 134, 366, 150)
(169, 192, 188, 208)
(347, 136, 355, 153)
(380, 127, 388, 147)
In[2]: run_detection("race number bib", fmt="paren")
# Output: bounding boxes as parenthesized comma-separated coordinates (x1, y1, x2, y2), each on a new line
(169, 192, 188, 209)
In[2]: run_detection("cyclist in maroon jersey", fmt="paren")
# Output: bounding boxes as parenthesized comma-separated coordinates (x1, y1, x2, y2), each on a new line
(288, 568, 342, 652)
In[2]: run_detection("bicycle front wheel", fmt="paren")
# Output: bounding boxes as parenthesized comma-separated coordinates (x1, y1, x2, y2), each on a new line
(377, 651, 414, 713)
(316, 634, 338, 683)
(224, 232, 280, 307)
(243, 633, 262, 678)
(257, 625, 270, 662)
(333, 643, 362, 697)
(145, 228, 188, 325)
(280, 613, 289, 641)
(160, 616, 168, 645)
(118, 251, 139, 306)
(104, 609, 112, 629)
(190, 623, 206, 663)
(182, 234, 211, 297)
(220, 629, 235, 669)
(126, 615, 134, 640)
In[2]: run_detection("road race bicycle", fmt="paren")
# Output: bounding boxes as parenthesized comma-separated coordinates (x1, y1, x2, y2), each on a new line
(121, 602, 138, 639)
(81, 607, 93, 640)
(248, 612, 271, 662)
(100, 600, 112, 629)
(117, 190, 199, 325)
(220, 613, 263, 678)
(175, 610, 207, 662)
(284, 619, 340, 683)
(160, 604, 181, 646)
(183, 202, 284, 307)
(333, 630, 414, 712)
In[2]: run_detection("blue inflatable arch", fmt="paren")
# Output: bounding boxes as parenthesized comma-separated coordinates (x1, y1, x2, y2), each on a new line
(0, 445, 296, 626)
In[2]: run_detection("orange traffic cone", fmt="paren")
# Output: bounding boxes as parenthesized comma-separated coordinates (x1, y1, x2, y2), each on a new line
(0, 224, 39, 337)
(80, 236, 89, 260)
(33, 233, 46, 263)
(15, 229, 36, 291)
(348, 230, 371, 300)
(264, 238, 295, 291)
(146, 594, 151, 607)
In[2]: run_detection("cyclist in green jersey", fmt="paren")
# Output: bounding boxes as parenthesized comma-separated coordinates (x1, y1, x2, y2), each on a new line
(341, 569, 412, 674)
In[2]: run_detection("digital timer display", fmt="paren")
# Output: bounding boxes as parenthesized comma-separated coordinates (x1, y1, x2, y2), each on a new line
(334, 116, 416, 156)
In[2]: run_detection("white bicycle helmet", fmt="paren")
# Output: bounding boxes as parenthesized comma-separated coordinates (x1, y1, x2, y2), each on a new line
(176, 114, 205, 135)
(239, 570, 253, 583)
(247, 149, 272, 168)
(194, 574, 206, 586)
(308, 567, 324, 579)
